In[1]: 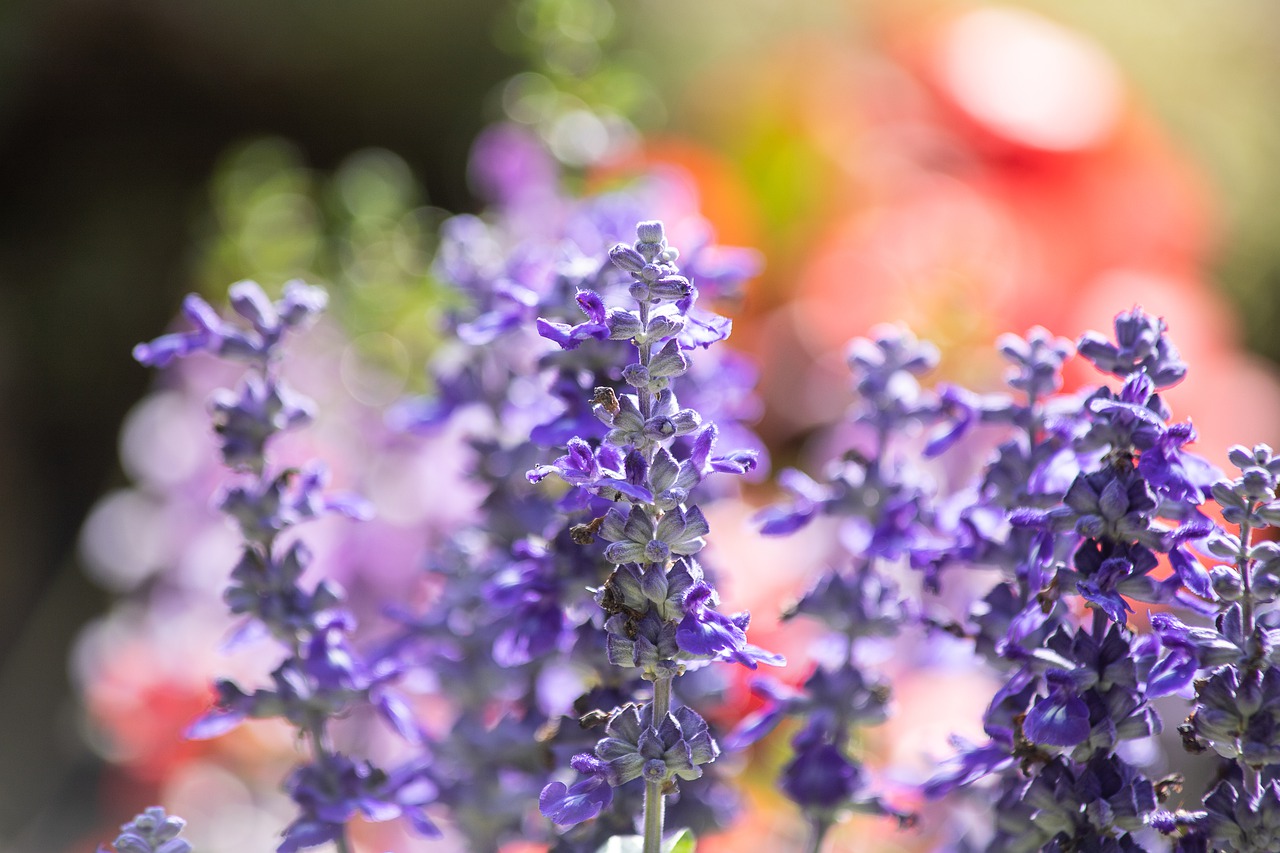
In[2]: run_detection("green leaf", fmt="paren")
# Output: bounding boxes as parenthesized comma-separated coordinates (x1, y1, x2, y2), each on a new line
(593, 830, 696, 853)
(665, 828, 697, 852)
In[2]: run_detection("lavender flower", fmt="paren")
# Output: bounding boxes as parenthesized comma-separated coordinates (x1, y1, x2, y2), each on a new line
(531, 221, 779, 852)
(745, 326, 940, 846)
(1149, 443, 1280, 851)
(924, 308, 1216, 850)
(135, 281, 436, 853)
(378, 162, 766, 850)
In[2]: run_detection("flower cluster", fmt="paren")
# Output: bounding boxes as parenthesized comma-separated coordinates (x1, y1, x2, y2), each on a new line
(743, 308, 1237, 849)
(742, 326, 942, 845)
(366, 130, 769, 851)
(97, 807, 191, 853)
(1144, 441, 1280, 851)
(134, 282, 436, 853)
(530, 221, 781, 849)
(920, 309, 1221, 850)
(103, 115, 1280, 853)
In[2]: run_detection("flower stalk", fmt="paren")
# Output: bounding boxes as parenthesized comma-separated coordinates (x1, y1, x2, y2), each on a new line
(532, 221, 781, 844)
(134, 282, 437, 853)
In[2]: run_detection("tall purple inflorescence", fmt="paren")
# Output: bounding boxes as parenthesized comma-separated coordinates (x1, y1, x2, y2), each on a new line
(1147, 440, 1280, 851)
(744, 325, 940, 849)
(377, 131, 767, 851)
(530, 221, 782, 852)
(924, 308, 1219, 851)
(134, 281, 438, 853)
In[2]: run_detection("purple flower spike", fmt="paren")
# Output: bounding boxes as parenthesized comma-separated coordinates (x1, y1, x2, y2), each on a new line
(135, 283, 430, 852)
(521, 219, 772, 842)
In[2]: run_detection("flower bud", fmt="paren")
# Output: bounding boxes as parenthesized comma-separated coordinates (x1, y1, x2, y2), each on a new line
(609, 244, 646, 273)
(1211, 568, 1244, 601)
(636, 221, 665, 244)
(622, 364, 651, 388)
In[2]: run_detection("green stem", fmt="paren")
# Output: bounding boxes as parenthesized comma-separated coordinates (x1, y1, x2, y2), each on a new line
(1238, 513, 1256, 658)
(642, 780, 666, 853)
(1238, 509, 1260, 798)
(651, 670, 672, 719)
(805, 815, 831, 853)
(637, 300, 653, 421)
(643, 674, 674, 853)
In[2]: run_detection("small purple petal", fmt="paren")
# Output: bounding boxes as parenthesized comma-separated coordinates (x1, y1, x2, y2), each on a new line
(372, 687, 426, 744)
(576, 290, 607, 324)
(1147, 651, 1199, 698)
(404, 809, 442, 838)
(1170, 545, 1213, 599)
(278, 819, 340, 853)
(757, 507, 814, 536)
(923, 740, 1014, 798)
(1023, 688, 1091, 746)
(538, 776, 613, 826)
(679, 308, 732, 349)
(458, 310, 524, 345)
(536, 318, 581, 350)
(607, 480, 655, 503)
(724, 704, 786, 750)
(184, 708, 246, 740)
(132, 333, 206, 368)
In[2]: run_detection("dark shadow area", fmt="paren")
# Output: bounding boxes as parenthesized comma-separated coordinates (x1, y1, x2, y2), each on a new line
(0, 1, 514, 846)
